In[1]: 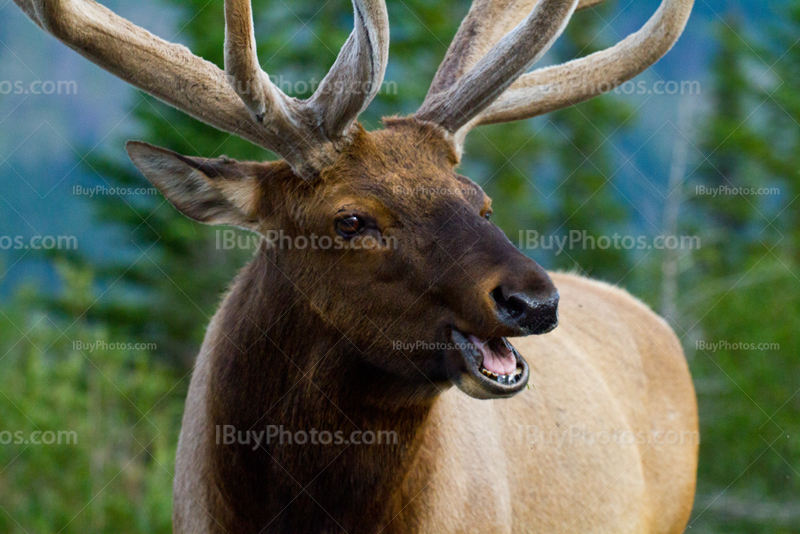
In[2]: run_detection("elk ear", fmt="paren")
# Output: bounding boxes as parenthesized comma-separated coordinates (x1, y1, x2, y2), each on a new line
(126, 141, 272, 231)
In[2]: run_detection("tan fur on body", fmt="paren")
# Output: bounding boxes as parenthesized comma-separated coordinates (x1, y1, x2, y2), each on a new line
(393, 272, 698, 533)
(162, 122, 695, 533)
(173, 267, 697, 533)
(13, 0, 698, 531)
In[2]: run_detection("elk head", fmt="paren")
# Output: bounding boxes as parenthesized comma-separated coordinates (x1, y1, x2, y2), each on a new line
(16, 0, 693, 399)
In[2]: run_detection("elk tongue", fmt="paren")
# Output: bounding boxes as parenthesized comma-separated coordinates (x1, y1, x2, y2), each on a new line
(468, 335, 517, 375)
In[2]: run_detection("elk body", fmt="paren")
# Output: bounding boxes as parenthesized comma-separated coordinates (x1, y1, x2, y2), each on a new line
(15, 0, 698, 532)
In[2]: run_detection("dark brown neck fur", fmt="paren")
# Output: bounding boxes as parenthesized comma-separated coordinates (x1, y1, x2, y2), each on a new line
(205, 243, 440, 533)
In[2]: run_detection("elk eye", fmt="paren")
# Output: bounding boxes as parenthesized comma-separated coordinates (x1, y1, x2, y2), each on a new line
(484, 211, 492, 221)
(336, 215, 363, 237)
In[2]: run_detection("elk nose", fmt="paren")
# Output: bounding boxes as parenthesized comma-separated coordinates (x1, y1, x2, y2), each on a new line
(491, 285, 559, 335)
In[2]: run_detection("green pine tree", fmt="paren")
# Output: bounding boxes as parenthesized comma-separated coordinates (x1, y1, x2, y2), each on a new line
(682, 15, 800, 534)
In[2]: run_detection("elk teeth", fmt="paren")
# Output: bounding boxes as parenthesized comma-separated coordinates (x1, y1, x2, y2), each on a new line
(480, 366, 524, 385)
(481, 368, 520, 384)
(480, 368, 498, 379)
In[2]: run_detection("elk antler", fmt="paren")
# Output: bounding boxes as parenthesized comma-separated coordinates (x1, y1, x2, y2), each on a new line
(424, 0, 597, 98)
(223, 0, 390, 158)
(416, 0, 579, 134)
(417, 0, 694, 154)
(14, 0, 389, 176)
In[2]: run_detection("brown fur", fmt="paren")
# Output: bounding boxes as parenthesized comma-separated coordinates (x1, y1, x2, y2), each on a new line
(14, 0, 698, 530)
(131, 121, 700, 533)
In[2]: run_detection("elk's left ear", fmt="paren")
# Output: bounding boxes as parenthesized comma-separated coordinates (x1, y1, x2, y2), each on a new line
(126, 141, 273, 231)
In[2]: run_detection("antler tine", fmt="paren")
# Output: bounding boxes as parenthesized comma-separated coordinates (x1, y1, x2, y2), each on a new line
(426, 0, 603, 101)
(476, 0, 694, 125)
(416, 0, 578, 136)
(426, 0, 541, 100)
(17, 0, 323, 167)
(308, 0, 390, 140)
(16, 0, 390, 176)
(223, 0, 293, 125)
(224, 0, 389, 149)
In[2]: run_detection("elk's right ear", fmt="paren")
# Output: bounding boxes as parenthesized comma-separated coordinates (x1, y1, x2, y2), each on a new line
(126, 141, 279, 231)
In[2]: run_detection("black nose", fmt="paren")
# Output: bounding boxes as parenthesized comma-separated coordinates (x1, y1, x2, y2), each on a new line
(491, 285, 559, 335)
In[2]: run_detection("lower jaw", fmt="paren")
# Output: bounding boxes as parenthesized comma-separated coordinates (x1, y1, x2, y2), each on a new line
(479, 364, 524, 385)
(448, 330, 530, 399)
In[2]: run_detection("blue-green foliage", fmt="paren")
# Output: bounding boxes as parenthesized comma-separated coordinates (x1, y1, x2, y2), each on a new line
(1, 1, 798, 532)
(683, 14, 800, 533)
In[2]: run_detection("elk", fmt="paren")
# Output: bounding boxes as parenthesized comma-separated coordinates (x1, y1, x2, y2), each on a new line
(15, 0, 698, 531)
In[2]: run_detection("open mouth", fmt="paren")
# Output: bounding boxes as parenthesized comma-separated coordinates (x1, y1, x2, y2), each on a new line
(473, 337, 525, 384)
(449, 330, 530, 399)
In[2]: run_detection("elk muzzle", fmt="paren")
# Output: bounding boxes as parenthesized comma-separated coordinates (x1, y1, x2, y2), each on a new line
(441, 223, 560, 400)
